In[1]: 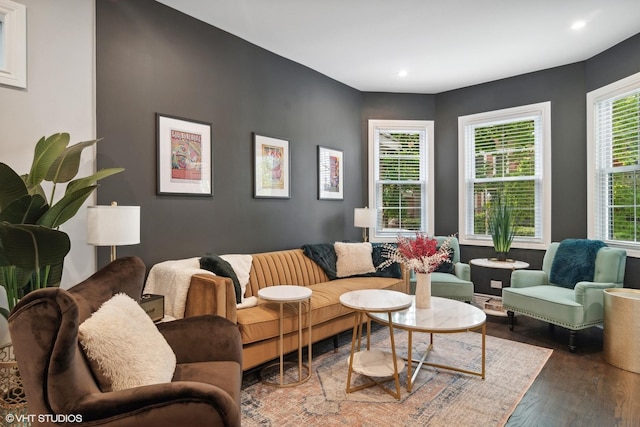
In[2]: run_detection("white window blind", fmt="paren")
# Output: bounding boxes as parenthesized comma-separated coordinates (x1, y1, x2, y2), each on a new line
(592, 87, 640, 248)
(458, 102, 551, 249)
(368, 120, 433, 241)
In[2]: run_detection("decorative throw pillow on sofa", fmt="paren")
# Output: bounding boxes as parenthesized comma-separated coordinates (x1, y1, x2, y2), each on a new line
(79, 293, 176, 392)
(334, 242, 376, 278)
(200, 255, 243, 304)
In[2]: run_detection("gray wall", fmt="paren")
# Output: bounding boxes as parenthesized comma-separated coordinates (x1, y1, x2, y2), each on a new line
(96, 1, 640, 285)
(96, 0, 362, 268)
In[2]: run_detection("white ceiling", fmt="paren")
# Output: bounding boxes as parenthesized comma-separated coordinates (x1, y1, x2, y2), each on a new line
(156, 0, 640, 94)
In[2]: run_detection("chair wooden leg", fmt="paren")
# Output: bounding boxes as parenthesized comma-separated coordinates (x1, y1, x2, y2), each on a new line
(569, 330, 577, 353)
(507, 311, 515, 331)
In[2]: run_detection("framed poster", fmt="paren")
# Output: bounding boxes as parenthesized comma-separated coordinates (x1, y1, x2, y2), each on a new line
(318, 145, 343, 200)
(157, 114, 212, 196)
(253, 133, 290, 198)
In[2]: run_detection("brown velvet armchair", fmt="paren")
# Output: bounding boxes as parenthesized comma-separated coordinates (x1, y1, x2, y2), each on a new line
(8, 256, 243, 427)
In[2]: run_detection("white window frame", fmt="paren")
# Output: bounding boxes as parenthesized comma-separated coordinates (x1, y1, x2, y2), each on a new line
(368, 119, 434, 242)
(587, 71, 640, 258)
(0, 0, 26, 89)
(458, 102, 552, 249)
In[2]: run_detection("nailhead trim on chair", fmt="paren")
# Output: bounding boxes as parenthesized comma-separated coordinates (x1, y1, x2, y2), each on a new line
(502, 305, 602, 330)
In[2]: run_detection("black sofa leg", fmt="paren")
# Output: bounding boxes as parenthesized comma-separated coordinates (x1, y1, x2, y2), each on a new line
(507, 311, 515, 331)
(569, 330, 577, 353)
(333, 334, 339, 353)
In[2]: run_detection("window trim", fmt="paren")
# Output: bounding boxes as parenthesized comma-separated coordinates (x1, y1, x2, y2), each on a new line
(457, 102, 552, 250)
(367, 119, 434, 242)
(587, 71, 640, 258)
(0, 0, 26, 89)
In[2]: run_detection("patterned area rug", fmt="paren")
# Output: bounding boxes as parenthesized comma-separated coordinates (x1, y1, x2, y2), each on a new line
(241, 328, 552, 426)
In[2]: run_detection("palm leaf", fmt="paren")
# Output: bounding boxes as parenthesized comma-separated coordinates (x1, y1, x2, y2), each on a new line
(0, 194, 48, 224)
(36, 185, 97, 228)
(65, 168, 124, 194)
(45, 138, 101, 183)
(0, 223, 70, 270)
(26, 134, 70, 187)
(0, 163, 29, 212)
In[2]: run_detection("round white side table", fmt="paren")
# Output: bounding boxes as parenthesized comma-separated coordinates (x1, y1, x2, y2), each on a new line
(258, 285, 312, 387)
(339, 289, 412, 400)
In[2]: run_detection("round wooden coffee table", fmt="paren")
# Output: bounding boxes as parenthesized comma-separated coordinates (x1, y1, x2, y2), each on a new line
(369, 296, 486, 392)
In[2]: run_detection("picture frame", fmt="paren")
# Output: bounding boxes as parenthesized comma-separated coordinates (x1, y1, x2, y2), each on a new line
(157, 113, 213, 196)
(318, 145, 344, 200)
(253, 133, 290, 198)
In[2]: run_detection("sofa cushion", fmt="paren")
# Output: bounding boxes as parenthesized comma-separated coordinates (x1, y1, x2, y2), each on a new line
(502, 285, 584, 327)
(334, 242, 376, 277)
(238, 277, 405, 344)
(78, 293, 177, 392)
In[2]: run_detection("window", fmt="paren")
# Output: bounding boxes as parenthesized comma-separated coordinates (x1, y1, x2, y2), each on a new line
(368, 120, 434, 241)
(458, 102, 551, 249)
(587, 71, 640, 257)
(0, 0, 26, 89)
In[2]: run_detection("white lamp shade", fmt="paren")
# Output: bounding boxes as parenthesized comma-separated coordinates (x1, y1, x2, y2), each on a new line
(87, 205, 140, 246)
(354, 208, 377, 228)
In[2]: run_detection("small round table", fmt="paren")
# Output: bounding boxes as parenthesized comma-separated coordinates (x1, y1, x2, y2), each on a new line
(603, 288, 640, 373)
(258, 285, 312, 387)
(369, 296, 486, 392)
(339, 289, 413, 400)
(470, 258, 530, 315)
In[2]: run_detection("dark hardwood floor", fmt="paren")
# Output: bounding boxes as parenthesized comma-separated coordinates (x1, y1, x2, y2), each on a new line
(485, 314, 640, 427)
(243, 314, 640, 426)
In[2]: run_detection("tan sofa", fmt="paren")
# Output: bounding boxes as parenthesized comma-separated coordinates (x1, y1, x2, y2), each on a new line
(183, 248, 409, 370)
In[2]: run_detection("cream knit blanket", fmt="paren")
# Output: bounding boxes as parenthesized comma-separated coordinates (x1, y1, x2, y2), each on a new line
(143, 255, 256, 319)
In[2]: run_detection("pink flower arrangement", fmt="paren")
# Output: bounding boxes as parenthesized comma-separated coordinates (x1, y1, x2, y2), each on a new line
(379, 233, 454, 274)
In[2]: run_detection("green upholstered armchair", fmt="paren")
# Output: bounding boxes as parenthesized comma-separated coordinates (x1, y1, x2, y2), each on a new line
(430, 236, 474, 303)
(502, 241, 626, 352)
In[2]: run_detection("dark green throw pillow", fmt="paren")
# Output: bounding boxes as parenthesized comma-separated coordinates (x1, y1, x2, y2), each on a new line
(433, 248, 455, 274)
(200, 255, 242, 304)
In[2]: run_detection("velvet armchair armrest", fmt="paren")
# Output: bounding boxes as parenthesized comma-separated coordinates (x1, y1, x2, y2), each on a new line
(510, 269, 548, 288)
(157, 315, 242, 365)
(454, 262, 471, 281)
(185, 274, 238, 323)
(72, 381, 239, 425)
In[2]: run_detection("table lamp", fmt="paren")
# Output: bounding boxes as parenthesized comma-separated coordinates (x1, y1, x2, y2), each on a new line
(354, 207, 377, 242)
(87, 202, 140, 262)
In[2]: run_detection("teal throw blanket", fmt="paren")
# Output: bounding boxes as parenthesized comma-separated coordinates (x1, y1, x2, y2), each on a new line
(549, 239, 606, 288)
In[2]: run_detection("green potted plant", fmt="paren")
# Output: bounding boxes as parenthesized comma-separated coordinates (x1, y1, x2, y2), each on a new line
(0, 133, 123, 317)
(488, 193, 515, 261)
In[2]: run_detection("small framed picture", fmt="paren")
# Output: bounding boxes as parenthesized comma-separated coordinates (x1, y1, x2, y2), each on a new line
(156, 114, 213, 196)
(318, 146, 343, 200)
(253, 134, 290, 198)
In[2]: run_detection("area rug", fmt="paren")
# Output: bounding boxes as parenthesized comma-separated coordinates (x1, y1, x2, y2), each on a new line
(241, 328, 552, 426)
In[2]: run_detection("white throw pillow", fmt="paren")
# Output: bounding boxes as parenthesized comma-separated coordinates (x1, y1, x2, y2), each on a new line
(79, 293, 177, 392)
(334, 242, 376, 278)
(220, 254, 254, 304)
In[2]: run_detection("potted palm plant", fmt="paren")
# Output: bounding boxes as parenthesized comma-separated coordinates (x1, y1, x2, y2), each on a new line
(488, 194, 515, 261)
(0, 133, 123, 423)
(0, 133, 123, 317)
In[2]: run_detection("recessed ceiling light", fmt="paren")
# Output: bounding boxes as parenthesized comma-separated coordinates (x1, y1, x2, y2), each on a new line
(398, 70, 408, 78)
(571, 20, 586, 30)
